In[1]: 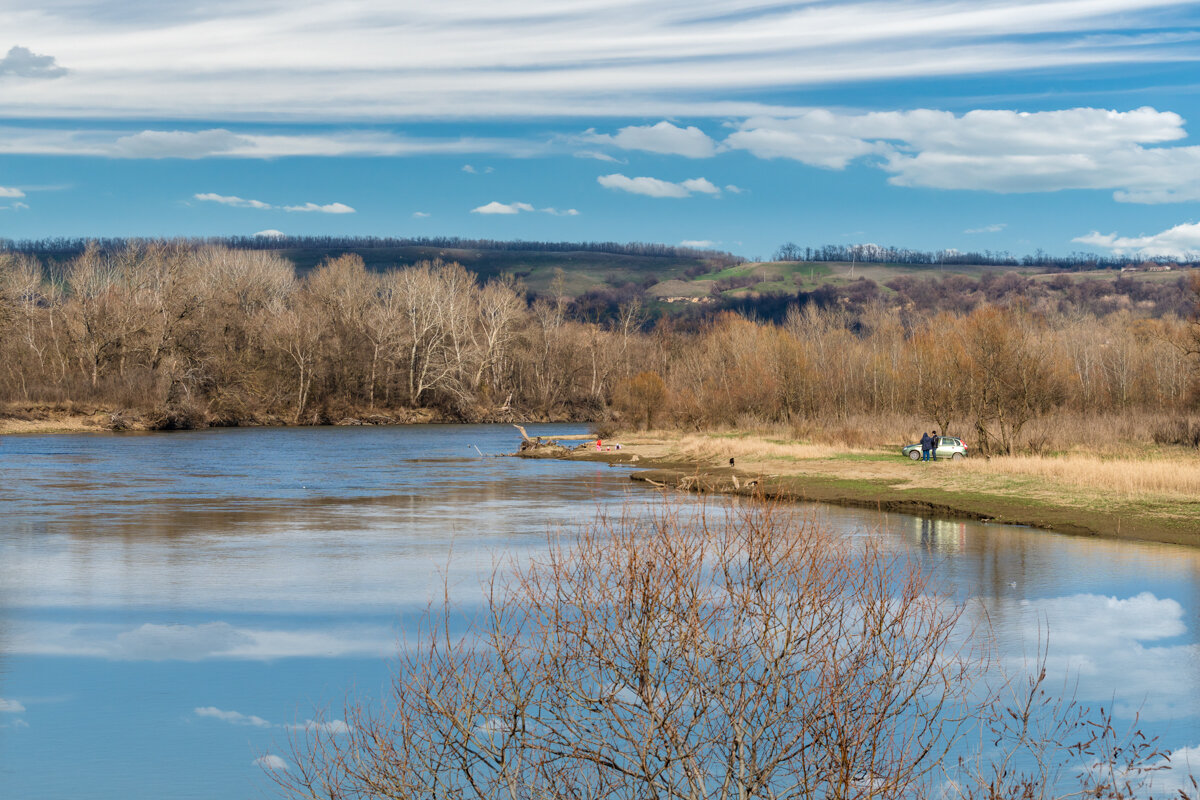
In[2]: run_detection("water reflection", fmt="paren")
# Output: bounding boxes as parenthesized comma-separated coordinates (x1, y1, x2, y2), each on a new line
(0, 426, 1197, 799)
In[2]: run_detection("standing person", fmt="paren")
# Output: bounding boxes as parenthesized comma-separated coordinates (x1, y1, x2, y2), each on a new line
(930, 430, 940, 461)
(920, 431, 932, 462)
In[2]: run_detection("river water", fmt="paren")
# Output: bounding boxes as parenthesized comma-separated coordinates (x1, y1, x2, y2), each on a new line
(0, 425, 1197, 798)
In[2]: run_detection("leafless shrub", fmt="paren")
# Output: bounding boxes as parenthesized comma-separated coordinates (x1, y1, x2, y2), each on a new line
(271, 499, 1194, 800)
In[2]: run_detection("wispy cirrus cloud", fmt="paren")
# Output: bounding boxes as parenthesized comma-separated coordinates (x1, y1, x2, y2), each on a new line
(471, 201, 578, 216)
(965, 223, 1007, 234)
(195, 706, 272, 728)
(1, 1, 1195, 119)
(194, 192, 271, 210)
(472, 201, 533, 215)
(0, 126, 541, 159)
(194, 193, 355, 214)
(284, 201, 355, 214)
(9, 620, 393, 661)
(598, 173, 721, 198)
(195, 707, 350, 736)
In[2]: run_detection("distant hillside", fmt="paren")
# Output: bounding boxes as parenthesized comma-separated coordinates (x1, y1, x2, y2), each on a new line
(2, 235, 1194, 321)
(274, 244, 731, 296)
(0, 235, 741, 296)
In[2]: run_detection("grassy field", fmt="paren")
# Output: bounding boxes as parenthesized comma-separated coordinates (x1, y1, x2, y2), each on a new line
(550, 428, 1200, 546)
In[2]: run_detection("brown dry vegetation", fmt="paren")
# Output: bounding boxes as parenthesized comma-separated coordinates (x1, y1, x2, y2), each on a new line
(1, 244, 1198, 451)
(572, 426, 1200, 544)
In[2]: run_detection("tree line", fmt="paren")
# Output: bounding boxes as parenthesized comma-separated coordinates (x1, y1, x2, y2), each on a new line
(0, 235, 740, 263)
(772, 241, 1194, 270)
(0, 243, 1196, 452)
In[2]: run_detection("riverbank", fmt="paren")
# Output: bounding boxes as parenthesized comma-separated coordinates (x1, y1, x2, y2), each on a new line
(0, 402, 583, 435)
(520, 431, 1200, 547)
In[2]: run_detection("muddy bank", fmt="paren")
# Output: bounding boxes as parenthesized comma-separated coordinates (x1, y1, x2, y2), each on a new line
(517, 443, 1200, 548)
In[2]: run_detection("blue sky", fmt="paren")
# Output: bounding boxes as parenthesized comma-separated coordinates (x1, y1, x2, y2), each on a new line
(4, 1, 1200, 259)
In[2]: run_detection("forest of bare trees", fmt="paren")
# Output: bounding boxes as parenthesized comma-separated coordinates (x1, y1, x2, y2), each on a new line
(0, 243, 1197, 453)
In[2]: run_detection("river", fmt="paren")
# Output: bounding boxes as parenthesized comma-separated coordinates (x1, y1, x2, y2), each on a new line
(0, 425, 1196, 798)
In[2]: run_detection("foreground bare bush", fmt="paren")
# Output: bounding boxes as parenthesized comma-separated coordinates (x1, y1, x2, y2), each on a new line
(269, 500, 1194, 800)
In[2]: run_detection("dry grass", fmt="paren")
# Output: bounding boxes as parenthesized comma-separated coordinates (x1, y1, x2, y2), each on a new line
(963, 453, 1200, 499)
(671, 433, 858, 462)
(0, 415, 108, 434)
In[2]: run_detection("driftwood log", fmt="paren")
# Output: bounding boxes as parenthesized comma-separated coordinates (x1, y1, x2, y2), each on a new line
(513, 425, 596, 442)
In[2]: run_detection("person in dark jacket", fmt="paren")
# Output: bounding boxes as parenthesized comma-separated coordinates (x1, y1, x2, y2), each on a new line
(930, 430, 940, 461)
(920, 431, 932, 462)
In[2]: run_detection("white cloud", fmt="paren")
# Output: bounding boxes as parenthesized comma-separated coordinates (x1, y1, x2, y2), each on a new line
(680, 240, 716, 248)
(0, 2, 1194, 119)
(254, 229, 286, 238)
(195, 706, 272, 728)
(0, 719, 30, 730)
(0, 698, 26, 713)
(254, 755, 289, 771)
(194, 194, 354, 214)
(1146, 745, 1200, 796)
(7, 620, 394, 661)
(112, 129, 250, 158)
(286, 719, 351, 735)
(471, 201, 534, 214)
(283, 201, 356, 214)
(598, 173, 721, 198)
(461, 164, 478, 173)
(726, 106, 1200, 202)
(1073, 221, 1200, 258)
(575, 150, 623, 163)
(724, 184, 745, 194)
(194, 193, 272, 210)
(964, 223, 1006, 234)
(542, 207, 580, 216)
(586, 121, 718, 158)
(0, 127, 542, 159)
(0, 45, 66, 79)
(680, 177, 720, 195)
(725, 113, 888, 168)
(982, 591, 1200, 722)
(112, 622, 255, 661)
(411, 211, 431, 218)
(0, 186, 25, 198)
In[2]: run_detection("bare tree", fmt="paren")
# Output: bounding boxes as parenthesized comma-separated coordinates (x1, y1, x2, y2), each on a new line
(274, 499, 987, 800)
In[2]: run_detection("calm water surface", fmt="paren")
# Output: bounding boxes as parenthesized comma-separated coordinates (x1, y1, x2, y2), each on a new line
(0, 425, 1197, 798)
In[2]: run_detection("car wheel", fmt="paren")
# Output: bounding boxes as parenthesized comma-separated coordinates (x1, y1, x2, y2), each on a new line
(908, 450, 921, 461)
(952, 452, 965, 461)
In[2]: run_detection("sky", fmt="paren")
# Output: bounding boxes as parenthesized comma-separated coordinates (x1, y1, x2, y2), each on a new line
(4, 1, 1200, 259)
